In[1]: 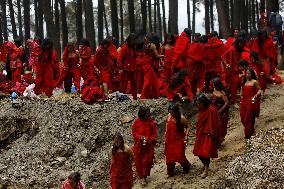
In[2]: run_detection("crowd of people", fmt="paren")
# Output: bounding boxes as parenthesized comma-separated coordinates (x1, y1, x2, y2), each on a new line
(0, 10, 283, 189)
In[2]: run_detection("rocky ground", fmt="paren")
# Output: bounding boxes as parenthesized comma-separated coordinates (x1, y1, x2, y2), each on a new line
(0, 74, 284, 189)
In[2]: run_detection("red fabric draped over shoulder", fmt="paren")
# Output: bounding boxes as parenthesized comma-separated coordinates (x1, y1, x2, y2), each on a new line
(132, 118, 157, 178)
(193, 105, 221, 158)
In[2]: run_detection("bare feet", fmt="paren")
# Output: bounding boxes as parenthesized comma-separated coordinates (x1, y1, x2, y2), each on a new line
(201, 166, 208, 178)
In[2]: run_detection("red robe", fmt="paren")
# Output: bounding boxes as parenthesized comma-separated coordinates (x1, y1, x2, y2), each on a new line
(110, 152, 133, 189)
(118, 44, 137, 99)
(240, 85, 258, 139)
(81, 77, 105, 104)
(135, 51, 144, 94)
(140, 49, 160, 99)
(162, 47, 174, 81)
(167, 74, 193, 101)
(61, 179, 86, 189)
(172, 32, 191, 74)
(10, 46, 24, 83)
(252, 37, 277, 78)
(193, 105, 221, 158)
(132, 118, 157, 178)
(59, 48, 81, 91)
(34, 49, 59, 97)
(79, 46, 94, 81)
(27, 39, 41, 71)
(165, 117, 188, 164)
(94, 46, 114, 85)
(224, 37, 235, 51)
(186, 42, 206, 96)
(222, 46, 242, 104)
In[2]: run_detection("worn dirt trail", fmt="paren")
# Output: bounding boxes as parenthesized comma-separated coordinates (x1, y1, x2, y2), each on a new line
(134, 72, 284, 189)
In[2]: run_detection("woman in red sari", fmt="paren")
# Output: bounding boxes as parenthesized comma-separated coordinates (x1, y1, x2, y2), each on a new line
(132, 106, 157, 186)
(59, 43, 81, 93)
(161, 34, 175, 82)
(34, 38, 59, 97)
(110, 132, 134, 189)
(193, 94, 222, 178)
(211, 77, 229, 146)
(240, 68, 261, 139)
(165, 103, 191, 177)
(61, 172, 86, 189)
(79, 39, 95, 82)
(140, 34, 163, 99)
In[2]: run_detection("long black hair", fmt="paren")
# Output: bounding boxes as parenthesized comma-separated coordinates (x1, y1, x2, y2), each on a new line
(68, 172, 81, 183)
(138, 106, 150, 120)
(169, 69, 188, 90)
(212, 77, 225, 91)
(196, 93, 211, 108)
(243, 67, 258, 85)
(147, 33, 161, 51)
(126, 33, 136, 49)
(169, 103, 183, 132)
(39, 38, 53, 62)
(112, 132, 125, 155)
(164, 34, 176, 46)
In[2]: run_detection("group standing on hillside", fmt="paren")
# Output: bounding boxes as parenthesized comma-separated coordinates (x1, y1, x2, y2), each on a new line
(0, 10, 283, 189)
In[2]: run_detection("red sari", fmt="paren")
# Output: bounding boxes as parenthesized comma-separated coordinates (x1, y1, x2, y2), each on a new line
(140, 48, 160, 99)
(94, 46, 114, 85)
(110, 152, 133, 189)
(186, 42, 206, 96)
(60, 179, 86, 189)
(167, 76, 193, 101)
(222, 46, 242, 104)
(10, 46, 24, 83)
(132, 118, 157, 178)
(59, 48, 81, 91)
(79, 46, 94, 81)
(172, 32, 191, 74)
(165, 117, 187, 164)
(162, 48, 174, 81)
(34, 49, 59, 97)
(193, 105, 221, 158)
(240, 85, 258, 139)
(118, 44, 137, 99)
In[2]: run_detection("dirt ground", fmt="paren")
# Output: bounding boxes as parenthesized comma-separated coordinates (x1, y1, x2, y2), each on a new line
(0, 72, 283, 189)
(133, 72, 284, 189)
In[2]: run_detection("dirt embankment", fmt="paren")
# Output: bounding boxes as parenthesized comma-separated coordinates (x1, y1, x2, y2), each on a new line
(0, 77, 284, 189)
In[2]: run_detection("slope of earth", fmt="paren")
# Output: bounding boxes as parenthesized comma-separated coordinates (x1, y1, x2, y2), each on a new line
(133, 77, 284, 189)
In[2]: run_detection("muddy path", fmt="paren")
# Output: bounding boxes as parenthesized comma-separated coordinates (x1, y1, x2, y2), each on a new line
(134, 74, 284, 189)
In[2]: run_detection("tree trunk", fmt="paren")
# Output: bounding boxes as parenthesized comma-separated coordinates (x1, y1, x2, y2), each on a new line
(1, 0, 8, 41)
(42, 0, 60, 55)
(54, 0, 61, 56)
(119, 0, 124, 42)
(233, 0, 241, 28)
(229, 0, 233, 29)
(168, 0, 178, 34)
(38, 0, 44, 40)
(161, 0, 167, 37)
(103, 4, 109, 36)
(140, 0, 147, 34)
(216, 0, 230, 38)
(192, 0, 196, 34)
(98, 0, 104, 44)
(8, 0, 18, 39)
(251, 0, 256, 29)
(84, 0, 96, 49)
(248, 0, 251, 30)
(110, 0, 119, 41)
(256, 0, 259, 23)
(34, 0, 39, 37)
(60, 0, 68, 48)
(157, 0, 162, 37)
(0, 16, 2, 46)
(128, 0, 136, 33)
(154, 0, 157, 33)
(260, 0, 265, 12)
(23, 0, 30, 40)
(205, 0, 210, 34)
(76, 0, 83, 44)
(210, 0, 214, 31)
(17, 0, 24, 41)
(187, 0, 191, 29)
(240, 0, 246, 31)
(148, 0, 153, 32)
